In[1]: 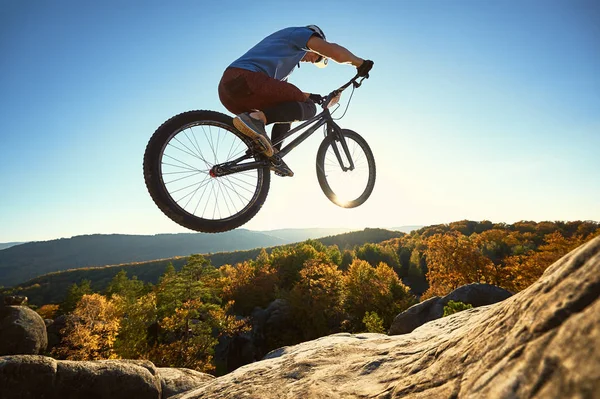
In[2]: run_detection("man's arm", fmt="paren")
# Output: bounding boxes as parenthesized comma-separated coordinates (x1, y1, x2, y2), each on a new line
(306, 36, 364, 67)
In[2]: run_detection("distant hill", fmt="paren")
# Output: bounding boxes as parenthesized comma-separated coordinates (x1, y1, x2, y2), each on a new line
(0, 228, 390, 288)
(319, 228, 405, 249)
(389, 226, 424, 234)
(4, 228, 404, 306)
(0, 230, 291, 287)
(0, 242, 26, 251)
(257, 228, 354, 242)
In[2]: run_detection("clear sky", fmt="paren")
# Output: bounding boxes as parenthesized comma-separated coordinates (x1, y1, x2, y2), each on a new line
(1, 0, 599, 242)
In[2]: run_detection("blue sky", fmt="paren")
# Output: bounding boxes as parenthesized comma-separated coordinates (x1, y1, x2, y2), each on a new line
(1, 0, 599, 242)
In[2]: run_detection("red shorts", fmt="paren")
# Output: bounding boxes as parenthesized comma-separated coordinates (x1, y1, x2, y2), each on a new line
(218, 67, 306, 115)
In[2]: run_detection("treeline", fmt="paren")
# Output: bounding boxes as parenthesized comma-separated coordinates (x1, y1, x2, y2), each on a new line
(30, 220, 600, 376)
(396, 220, 600, 296)
(3, 228, 404, 306)
(40, 241, 415, 375)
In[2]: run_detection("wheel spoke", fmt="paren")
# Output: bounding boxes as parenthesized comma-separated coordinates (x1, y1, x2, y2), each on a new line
(158, 120, 265, 222)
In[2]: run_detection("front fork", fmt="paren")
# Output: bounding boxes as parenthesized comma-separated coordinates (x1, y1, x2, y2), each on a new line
(328, 123, 355, 172)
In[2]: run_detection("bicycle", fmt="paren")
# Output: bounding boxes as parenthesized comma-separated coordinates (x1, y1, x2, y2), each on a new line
(143, 72, 376, 233)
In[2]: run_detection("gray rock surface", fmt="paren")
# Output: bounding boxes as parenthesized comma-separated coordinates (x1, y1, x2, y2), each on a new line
(46, 314, 68, 352)
(0, 305, 48, 355)
(389, 283, 513, 335)
(176, 236, 600, 398)
(0, 356, 214, 399)
(157, 367, 214, 398)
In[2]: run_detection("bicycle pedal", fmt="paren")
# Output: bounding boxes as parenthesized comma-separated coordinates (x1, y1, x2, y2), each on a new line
(270, 159, 294, 177)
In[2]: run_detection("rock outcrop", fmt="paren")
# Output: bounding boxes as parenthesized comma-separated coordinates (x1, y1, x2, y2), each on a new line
(0, 356, 214, 399)
(388, 283, 513, 335)
(157, 367, 214, 398)
(177, 236, 600, 398)
(0, 304, 48, 355)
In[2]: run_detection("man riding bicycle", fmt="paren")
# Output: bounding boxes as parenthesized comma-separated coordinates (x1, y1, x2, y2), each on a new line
(218, 25, 373, 176)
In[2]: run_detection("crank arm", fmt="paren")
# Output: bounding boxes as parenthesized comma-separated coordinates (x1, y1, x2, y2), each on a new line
(210, 160, 270, 177)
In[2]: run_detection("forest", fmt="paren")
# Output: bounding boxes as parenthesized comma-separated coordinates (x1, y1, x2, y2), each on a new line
(27, 220, 600, 376)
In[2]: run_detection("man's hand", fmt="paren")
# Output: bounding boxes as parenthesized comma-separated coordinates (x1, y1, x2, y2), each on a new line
(357, 60, 374, 78)
(308, 93, 325, 105)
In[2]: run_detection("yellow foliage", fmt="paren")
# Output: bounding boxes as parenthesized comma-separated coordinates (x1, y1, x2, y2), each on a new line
(503, 232, 584, 292)
(422, 232, 494, 299)
(53, 293, 122, 360)
(36, 304, 59, 319)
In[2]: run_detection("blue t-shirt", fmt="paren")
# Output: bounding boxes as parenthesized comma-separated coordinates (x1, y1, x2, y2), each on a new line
(229, 27, 315, 81)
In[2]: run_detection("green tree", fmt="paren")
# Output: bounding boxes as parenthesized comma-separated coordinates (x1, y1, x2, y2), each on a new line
(60, 279, 93, 314)
(340, 249, 355, 271)
(355, 243, 401, 276)
(443, 300, 473, 317)
(362, 311, 385, 333)
(105, 270, 146, 303)
(112, 292, 157, 359)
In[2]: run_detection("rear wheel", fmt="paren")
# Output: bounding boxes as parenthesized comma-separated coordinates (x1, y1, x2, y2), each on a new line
(143, 110, 270, 233)
(316, 129, 376, 208)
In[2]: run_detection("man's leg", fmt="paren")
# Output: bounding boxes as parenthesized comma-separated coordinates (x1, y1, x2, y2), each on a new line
(263, 101, 317, 126)
(271, 123, 291, 152)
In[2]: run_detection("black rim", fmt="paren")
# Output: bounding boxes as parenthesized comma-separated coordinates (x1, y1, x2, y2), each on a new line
(157, 121, 265, 222)
(319, 133, 374, 207)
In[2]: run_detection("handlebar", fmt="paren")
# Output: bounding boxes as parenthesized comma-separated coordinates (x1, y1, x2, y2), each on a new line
(321, 73, 369, 109)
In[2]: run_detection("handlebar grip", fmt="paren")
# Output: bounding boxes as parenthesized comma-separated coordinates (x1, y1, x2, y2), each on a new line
(357, 60, 374, 78)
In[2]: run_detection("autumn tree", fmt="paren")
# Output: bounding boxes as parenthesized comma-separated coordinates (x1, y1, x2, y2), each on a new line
(221, 249, 278, 315)
(53, 293, 121, 360)
(344, 259, 415, 330)
(148, 255, 244, 372)
(36, 304, 59, 320)
(355, 243, 401, 276)
(422, 232, 494, 298)
(288, 259, 345, 340)
(147, 299, 244, 372)
(502, 231, 586, 292)
(270, 241, 334, 290)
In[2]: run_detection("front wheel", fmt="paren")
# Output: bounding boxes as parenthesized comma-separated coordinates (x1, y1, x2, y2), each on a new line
(316, 129, 376, 208)
(143, 110, 271, 233)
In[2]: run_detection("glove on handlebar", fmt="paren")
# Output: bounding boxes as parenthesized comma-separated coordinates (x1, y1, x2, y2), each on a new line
(357, 60, 374, 78)
(309, 93, 325, 105)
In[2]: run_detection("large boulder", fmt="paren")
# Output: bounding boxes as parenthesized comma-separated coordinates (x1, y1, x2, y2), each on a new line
(388, 283, 513, 335)
(46, 314, 68, 352)
(0, 356, 214, 399)
(0, 305, 48, 355)
(174, 236, 600, 398)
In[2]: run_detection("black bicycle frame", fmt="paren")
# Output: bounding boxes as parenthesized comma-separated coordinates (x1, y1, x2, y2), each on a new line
(211, 75, 366, 177)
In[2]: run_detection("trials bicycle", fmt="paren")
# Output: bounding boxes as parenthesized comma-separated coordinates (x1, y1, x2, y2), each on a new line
(143, 71, 376, 233)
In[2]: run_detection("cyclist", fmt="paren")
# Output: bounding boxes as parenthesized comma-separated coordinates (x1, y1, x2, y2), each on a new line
(218, 25, 373, 176)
